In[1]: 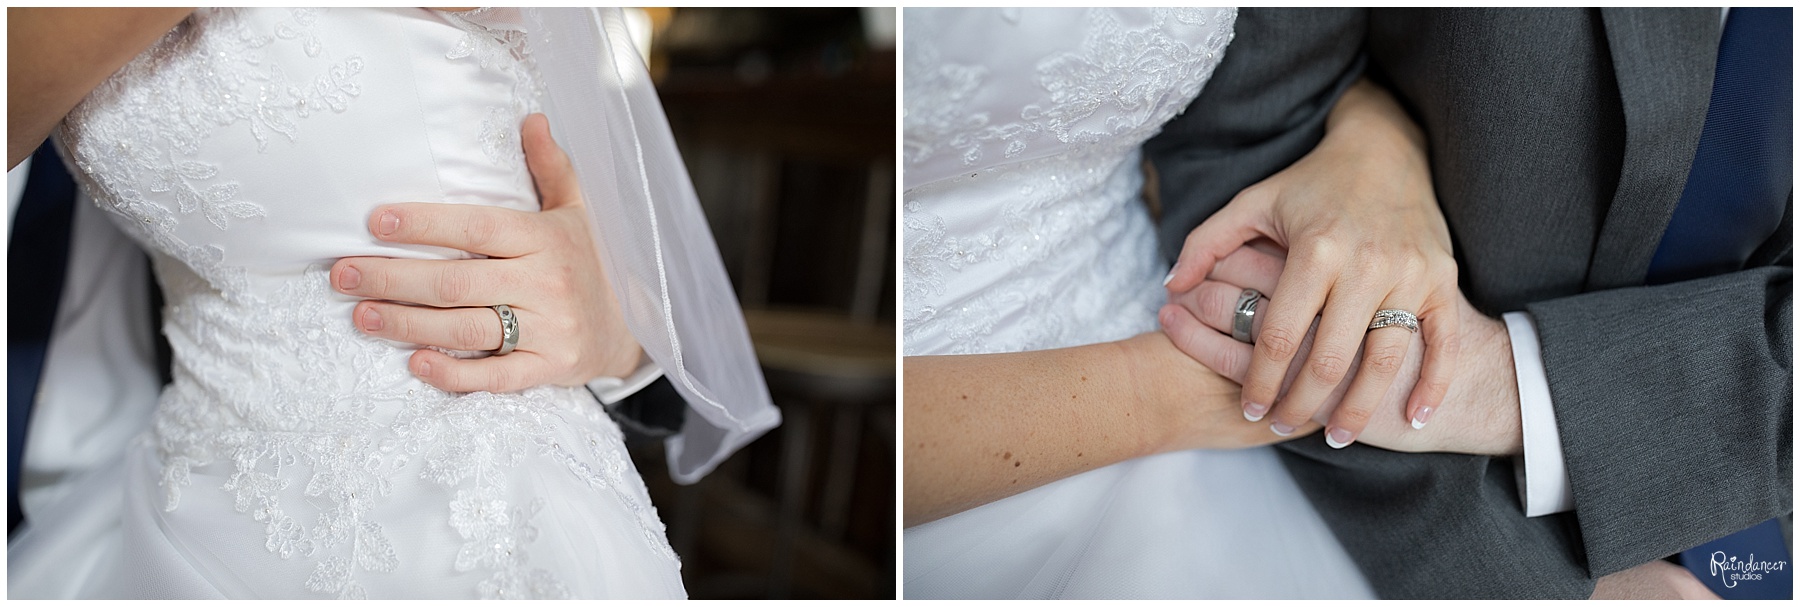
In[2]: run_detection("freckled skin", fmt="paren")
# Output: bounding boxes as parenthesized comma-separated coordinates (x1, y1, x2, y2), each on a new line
(904, 332, 1311, 527)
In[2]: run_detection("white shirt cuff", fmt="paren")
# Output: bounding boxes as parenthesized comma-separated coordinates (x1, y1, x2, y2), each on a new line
(1503, 311, 1576, 517)
(586, 358, 663, 405)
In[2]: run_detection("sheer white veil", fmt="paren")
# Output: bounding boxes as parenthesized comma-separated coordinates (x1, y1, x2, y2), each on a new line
(517, 7, 780, 484)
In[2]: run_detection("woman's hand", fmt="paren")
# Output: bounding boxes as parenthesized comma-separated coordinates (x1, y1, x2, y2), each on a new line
(904, 330, 1316, 527)
(330, 113, 642, 393)
(1162, 245, 1523, 457)
(1162, 78, 1459, 449)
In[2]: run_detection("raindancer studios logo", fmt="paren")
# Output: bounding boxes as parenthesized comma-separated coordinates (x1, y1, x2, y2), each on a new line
(1709, 551, 1788, 588)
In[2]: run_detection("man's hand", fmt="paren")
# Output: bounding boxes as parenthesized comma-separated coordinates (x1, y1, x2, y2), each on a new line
(329, 114, 641, 393)
(1591, 560, 1720, 599)
(1160, 245, 1523, 456)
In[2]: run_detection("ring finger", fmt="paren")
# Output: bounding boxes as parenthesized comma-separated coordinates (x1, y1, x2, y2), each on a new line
(1174, 280, 1313, 416)
(355, 300, 536, 353)
(1262, 277, 1385, 437)
(1320, 294, 1423, 449)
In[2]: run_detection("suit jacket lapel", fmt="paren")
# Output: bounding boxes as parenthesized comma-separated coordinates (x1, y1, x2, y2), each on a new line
(1587, 8, 1718, 290)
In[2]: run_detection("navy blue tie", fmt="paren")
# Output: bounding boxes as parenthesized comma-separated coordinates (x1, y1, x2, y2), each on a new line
(1654, 7, 1793, 600)
(8, 143, 79, 534)
(1648, 8, 1792, 285)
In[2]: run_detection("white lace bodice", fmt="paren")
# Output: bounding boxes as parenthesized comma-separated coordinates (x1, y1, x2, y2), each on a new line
(52, 8, 676, 598)
(901, 12, 1377, 600)
(902, 7, 1235, 355)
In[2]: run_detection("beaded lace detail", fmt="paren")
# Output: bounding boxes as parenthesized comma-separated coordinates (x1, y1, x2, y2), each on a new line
(58, 8, 364, 300)
(903, 8, 1235, 355)
(442, 8, 544, 170)
(56, 8, 674, 598)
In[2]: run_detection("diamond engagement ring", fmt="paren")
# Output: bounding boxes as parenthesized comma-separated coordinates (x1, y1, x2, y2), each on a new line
(1232, 288, 1262, 344)
(1367, 309, 1420, 333)
(492, 304, 520, 355)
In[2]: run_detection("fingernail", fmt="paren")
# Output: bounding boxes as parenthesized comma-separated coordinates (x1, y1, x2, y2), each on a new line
(338, 266, 361, 290)
(1162, 267, 1177, 286)
(359, 307, 382, 332)
(377, 211, 400, 237)
(1325, 427, 1354, 449)
(1411, 406, 1434, 430)
(1242, 401, 1268, 422)
(1270, 422, 1297, 437)
(416, 359, 431, 378)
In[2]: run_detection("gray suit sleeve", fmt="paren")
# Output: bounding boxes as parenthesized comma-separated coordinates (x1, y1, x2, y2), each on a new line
(1144, 8, 1364, 263)
(1524, 214, 1793, 577)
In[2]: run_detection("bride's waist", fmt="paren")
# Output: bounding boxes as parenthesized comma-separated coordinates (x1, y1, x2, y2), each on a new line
(156, 368, 593, 436)
(154, 264, 568, 434)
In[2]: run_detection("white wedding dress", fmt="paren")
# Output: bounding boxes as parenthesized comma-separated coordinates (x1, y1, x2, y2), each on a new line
(903, 8, 1374, 598)
(8, 8, 778, 599)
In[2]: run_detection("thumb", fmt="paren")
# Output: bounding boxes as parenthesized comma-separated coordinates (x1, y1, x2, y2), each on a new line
(522, 113, 584, 210)
(1166, 186, 1274, 292)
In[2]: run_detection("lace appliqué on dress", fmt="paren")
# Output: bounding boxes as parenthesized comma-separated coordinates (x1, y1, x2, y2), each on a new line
(156, 265, 672, 598)
(61, 8, 672, 597)
(441, 9, 544, 170)
(902, 8, 1235, 355)
(58, 7, 364, 300)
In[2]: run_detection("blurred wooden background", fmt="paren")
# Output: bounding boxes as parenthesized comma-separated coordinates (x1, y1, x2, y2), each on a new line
(624, 7, 896, 600)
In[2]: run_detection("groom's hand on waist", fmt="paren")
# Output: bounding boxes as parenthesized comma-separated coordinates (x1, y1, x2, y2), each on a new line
(329, 114, 645, 394)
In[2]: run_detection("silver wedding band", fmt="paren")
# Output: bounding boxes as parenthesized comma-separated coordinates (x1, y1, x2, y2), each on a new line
(492, 304, 520, 355)
(1368, 309, 1420, 333)
(1232, 288, 1262, 344)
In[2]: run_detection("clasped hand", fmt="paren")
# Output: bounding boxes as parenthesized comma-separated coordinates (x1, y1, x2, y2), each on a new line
(329, 114, 642, 394)
(1160, 80, 1522, 457)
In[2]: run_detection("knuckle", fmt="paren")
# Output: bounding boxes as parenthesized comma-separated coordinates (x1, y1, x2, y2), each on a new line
(486, 365, 517, 392)
(1351, 239, 1386, 262)
(366, 267, 395, 298)
(1306, 349, 1352, 384)
(551, 350, 580, 372)
(1350, 242, 1392, 276)
(434, 267, 474, 304)
(1333, 402, 1374, 427)
(551, 312, 581, 336)
(1257, 326, 1303, 361)
(464, 217, 501, 251)
(1364, 345, 1407, 376)
(1298, 237, 1338, 263)
(546, 217, 580, 250)
(454, 314, 491, 350)
(542, 265, 576, 297)
(1200, 285, 1234, 318)
(1433, 330, 1464, 356)
(387, 307, 412, 340)
(1417, 377, 1452, 401)
(1399, 254, 1429, 280)
(1215, 345, 1246, 377)
(1429, 259, 1459, 286)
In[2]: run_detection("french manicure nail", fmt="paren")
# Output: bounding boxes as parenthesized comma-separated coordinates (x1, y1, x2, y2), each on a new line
(1325, 427, 1354, 449)
(1411, 406, 1435, 430)
(360, 307, 382, 332)
(1242, 401, 1269, 422)
(1270, 422, 1297, 437)
(338, 266, 361, 290)
(377, 211, 400, 237)
(1162, 267, 1177, 286)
